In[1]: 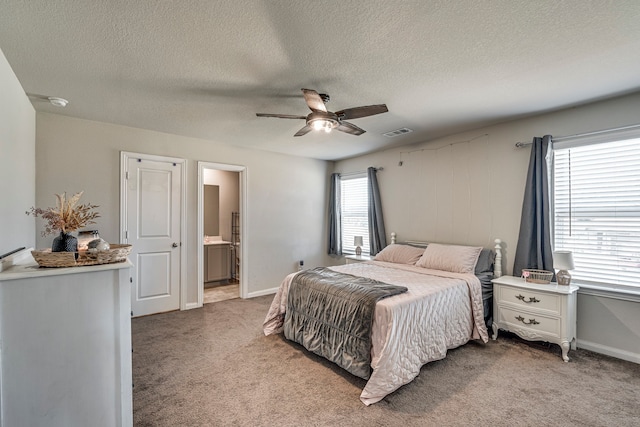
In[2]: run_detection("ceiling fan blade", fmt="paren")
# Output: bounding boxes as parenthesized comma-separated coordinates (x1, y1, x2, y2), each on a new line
(336, 121, 366, 136)
(301, 88, 327, 113)
(294, 124, 313, 137)
(336, 104, 388, 120)
(256, 113, 307, 119)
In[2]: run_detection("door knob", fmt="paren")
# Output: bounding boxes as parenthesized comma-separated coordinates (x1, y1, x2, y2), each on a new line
(172, 242, 179, 248)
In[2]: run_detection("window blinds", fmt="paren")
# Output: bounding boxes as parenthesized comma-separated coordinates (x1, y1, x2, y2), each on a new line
(340, 175, 370, 255)
(553, 137, 640, 288)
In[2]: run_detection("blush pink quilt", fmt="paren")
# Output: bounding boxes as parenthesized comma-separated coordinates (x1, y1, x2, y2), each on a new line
(264, 261, 489, 405)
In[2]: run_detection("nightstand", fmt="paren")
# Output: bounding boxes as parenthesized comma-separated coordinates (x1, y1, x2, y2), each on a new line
(345, 254, 373, 264)
(491, 275, 579, 362)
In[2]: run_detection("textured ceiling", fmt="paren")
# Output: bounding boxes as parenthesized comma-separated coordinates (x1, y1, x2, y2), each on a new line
(1, 1, 640, 160)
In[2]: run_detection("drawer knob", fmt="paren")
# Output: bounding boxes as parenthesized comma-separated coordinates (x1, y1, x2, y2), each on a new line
(515, 315, 540, 325)
(515, 294, 540, 303)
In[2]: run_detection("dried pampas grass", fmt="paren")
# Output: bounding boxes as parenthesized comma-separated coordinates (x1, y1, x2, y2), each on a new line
(27, 191, 100, 236)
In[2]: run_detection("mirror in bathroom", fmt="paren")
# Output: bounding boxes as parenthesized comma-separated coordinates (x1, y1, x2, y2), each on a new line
(204, 184, 220, 237)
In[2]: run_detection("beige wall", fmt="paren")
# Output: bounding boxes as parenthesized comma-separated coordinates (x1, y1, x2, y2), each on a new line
(335, 91, 640, 363)
(0, 47, 36, 256)
(35, 113, 332, 302)
(335, 92, 640, 275)
(577, 293, 640, 362)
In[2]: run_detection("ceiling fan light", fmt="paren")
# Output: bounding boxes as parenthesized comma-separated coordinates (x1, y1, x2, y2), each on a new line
(310, 117, 338, 133)
(312, 120, 326, 131)
(256, 89, 388, 137)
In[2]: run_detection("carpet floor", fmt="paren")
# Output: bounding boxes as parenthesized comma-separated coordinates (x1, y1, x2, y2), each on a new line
(132, 295, 640, 427)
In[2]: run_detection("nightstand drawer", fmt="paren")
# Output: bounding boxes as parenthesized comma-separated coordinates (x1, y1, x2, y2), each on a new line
(498, 286, 561, 315)
(498, 306, 561, 337)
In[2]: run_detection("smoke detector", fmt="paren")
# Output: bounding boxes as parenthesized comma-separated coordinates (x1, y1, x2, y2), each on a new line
(26, 93, 69, 108)
(48, 97, 68, 107)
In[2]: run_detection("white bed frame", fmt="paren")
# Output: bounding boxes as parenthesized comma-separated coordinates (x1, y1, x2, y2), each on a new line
(389, 232, 503, 278)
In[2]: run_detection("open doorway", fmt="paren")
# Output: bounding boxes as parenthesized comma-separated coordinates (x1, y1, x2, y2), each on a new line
(197, 162, 247, 306)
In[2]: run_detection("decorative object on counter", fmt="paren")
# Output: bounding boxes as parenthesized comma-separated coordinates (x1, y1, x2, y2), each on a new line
(77, 230, 99, 250)
(84, 243, 128, 263)
(354, 236, 363, 256)
(26, 191, 100, 253)
(51, 231, 78, 254)
(521, 269, 553, 284)
(553, 251, 575, 286)
(31, 244, 132, 268)
(88, 237, 110, 252)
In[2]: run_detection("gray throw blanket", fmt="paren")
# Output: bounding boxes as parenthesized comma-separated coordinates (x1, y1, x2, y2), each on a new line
(283, 267, 408, 379)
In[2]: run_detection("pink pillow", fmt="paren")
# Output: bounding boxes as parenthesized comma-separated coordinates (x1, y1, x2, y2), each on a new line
(374, 244, 426, 264)
(416, 243, 482, 274)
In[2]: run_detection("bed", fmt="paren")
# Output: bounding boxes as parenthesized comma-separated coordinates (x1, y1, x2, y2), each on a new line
(263, 234, 503, 405)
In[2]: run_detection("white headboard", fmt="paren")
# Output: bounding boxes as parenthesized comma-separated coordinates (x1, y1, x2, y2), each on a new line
(389, 232, 503, 278)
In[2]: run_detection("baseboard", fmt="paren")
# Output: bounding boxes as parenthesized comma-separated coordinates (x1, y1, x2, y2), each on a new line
(577, 339, 640, 364)
(184, 302, 200, 310)
(247, 287, 278, 298)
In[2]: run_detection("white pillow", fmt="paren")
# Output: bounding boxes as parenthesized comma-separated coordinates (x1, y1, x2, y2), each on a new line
(374, 244, 426, 265)
(415, 243, 482, 274)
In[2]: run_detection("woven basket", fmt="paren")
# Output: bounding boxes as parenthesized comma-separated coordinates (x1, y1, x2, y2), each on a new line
(522, 269, 553, 284)
(31, 244, 132, 268)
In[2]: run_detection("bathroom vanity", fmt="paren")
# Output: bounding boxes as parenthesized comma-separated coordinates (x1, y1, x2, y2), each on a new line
(204, 239, 231, 283)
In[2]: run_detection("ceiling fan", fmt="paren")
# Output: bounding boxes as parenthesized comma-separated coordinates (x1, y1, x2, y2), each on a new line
(256, 88, 388, 137)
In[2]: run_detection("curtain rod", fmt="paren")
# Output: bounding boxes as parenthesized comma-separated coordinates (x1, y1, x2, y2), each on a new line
(514, 123, 640, 148)
(339, 167, 383, 177)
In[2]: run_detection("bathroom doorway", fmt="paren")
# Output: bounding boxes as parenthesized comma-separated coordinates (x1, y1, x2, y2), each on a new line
(197, 162, 246, 306)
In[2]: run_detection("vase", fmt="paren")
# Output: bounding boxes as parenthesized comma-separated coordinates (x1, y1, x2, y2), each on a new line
(52, 231, 78, 253)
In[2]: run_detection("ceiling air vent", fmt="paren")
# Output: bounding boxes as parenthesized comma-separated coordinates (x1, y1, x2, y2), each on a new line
(383, 128, 413, 138)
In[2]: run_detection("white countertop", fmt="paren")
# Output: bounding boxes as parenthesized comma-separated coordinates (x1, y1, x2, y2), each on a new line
(204, 240, 232, 245)
(0, 248, 132, 281)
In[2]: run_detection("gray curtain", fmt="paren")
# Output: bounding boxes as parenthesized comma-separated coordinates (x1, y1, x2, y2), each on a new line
(327, 173, 342, 255)
(513, 135, 555, 279)
(367, 167, 386, 255)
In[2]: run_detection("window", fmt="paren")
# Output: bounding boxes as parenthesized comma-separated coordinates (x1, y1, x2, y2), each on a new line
(553, 134, 640, 289)
(340, 175, 369, 255)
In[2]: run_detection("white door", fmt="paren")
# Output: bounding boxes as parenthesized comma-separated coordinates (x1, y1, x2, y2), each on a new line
(123, 154, 183, 317)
